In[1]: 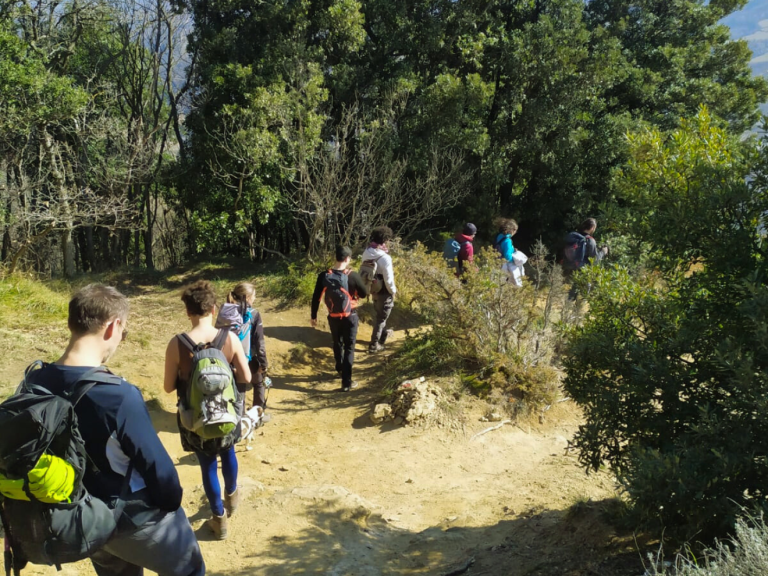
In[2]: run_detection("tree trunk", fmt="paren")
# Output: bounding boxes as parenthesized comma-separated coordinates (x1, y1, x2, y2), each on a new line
(100, 228, 111, 270)
(2, 230, 11, 263)
(248, 228, 256, 261)
(144, 185, 155, 270)
(134, 230, 141, 268)
(85, 226, 95, 271)
(62, 227, 76, 278)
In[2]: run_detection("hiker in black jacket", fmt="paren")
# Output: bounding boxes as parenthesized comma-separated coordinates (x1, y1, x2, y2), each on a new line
(310, 246, 369, 391)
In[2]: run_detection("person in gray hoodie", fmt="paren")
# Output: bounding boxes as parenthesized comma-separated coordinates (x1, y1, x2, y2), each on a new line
(362, 226, 397, 353)
(215, 282, 269, 412)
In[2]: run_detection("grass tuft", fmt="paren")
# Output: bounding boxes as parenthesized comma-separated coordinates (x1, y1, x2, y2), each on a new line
(0, 275, 69, 330)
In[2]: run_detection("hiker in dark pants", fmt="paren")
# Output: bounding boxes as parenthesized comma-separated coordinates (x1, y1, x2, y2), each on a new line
(26, 284, 205, 576)
(562, 217, 609, 300)
(310, 246, 369, 391)
(362, 226, 397, 353)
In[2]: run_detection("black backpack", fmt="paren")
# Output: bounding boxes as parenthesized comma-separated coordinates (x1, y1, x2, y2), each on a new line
(0, 362, 132, 574)
(322, 269, 354, 318)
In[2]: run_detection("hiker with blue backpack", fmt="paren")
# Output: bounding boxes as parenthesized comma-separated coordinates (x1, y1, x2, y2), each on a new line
(163, 280, 252, 540)
(0, 284, 204, 576)
(562, 218, 609, 298)
(311, 246, 369, 391)
(216, 282, 269, 414)
(443, 223, 477, 276)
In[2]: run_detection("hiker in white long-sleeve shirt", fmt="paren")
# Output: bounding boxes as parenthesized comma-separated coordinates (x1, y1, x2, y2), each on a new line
(361, 226, 397, 353)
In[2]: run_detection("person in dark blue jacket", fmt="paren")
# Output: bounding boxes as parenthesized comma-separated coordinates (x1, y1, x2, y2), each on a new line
(28, 284, 204, 576)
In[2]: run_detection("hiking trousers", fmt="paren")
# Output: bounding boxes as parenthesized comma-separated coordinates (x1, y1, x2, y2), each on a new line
(197, 446, 238, 517)
(90, 506, 204, 576)
(249, 359, 267, 408)
(370, 292, 394, 346)
(328, 312, 359, 387)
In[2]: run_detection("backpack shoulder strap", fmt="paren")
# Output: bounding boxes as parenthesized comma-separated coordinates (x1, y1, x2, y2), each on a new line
(177, 333, 199, 353)
(212, 328, 228, 351)
(70, 367, 122, 406)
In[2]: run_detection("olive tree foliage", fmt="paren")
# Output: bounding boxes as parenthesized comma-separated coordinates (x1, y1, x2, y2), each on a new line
(564, 108, 768, 539)
(295, 101, 472, 258)
(177, 0, 767, 260)
(0, 0, 188, 275)
(0, 5, 137, 276)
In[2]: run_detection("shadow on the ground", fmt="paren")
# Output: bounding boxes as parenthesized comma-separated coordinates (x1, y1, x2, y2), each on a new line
(263, 325, 329, 348)
(145, 396, 180, 434)
(207, 498, 650, 576)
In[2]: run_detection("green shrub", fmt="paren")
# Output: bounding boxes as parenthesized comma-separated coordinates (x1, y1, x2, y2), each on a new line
(263, 260, 322, 306)
(645, 513, 768, 576)
(391, 241, 573, 412)
(564, 109, 768, 540)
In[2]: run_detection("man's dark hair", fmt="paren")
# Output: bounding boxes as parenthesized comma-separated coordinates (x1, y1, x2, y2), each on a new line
(335, 245, 352, 262)
(370, 226, 393, 245)
(68, 284, 129, 336)
(181, 280, 217, 316)
(579, 218, 597, 234)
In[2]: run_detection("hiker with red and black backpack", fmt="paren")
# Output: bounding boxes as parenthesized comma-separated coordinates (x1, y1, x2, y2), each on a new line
(310, 246, 369, 392)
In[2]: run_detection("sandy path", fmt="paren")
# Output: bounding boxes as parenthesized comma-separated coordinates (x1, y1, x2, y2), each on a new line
(7, 291, 627, 576)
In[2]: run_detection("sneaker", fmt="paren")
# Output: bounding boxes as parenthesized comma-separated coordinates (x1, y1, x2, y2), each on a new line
(224, 489, 241, 518)
(207, 513, 228, 540)
(368, 343, 384, 353)
(341, 381, 360, 392)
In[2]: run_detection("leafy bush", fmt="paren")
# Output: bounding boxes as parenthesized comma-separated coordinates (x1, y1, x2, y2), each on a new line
(564, 108, 768, 539)
(262, 260, 321, 306)
(645, 514, 768, 576)
(392, 241, 574, 412)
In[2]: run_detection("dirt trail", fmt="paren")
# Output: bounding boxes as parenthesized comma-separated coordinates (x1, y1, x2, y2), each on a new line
(4, 283, 640, 576)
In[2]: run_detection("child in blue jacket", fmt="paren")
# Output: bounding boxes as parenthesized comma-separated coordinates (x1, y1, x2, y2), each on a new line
(494, 218, 518, 262)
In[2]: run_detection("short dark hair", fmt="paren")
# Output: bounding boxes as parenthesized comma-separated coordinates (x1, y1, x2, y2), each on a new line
(370, 226, 393, 245)
(335, 245, 352, 262)
(68, 284, 129, 336)
(181, 280, 217, 316)
(579, 218, 597, 233)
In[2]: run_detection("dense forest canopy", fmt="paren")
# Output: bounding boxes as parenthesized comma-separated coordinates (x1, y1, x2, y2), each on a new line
(0, 0, 765, 274)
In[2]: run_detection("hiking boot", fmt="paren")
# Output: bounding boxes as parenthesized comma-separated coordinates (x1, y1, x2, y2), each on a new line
(224, 489, 241, 518)
(207, 513, 228, 540)
(368, 343, 384, 353)
(341, 382, 359, 392)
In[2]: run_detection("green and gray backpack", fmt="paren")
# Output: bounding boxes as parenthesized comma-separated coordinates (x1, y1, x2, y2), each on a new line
(177, 330, 239, 440)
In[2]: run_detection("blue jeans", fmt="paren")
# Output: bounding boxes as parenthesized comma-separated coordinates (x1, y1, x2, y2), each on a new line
(196, 447, 238, 517)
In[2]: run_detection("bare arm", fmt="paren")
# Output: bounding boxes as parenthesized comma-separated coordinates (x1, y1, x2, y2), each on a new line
(229, 332, 252, 388)
(163, 338, 179, 394)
